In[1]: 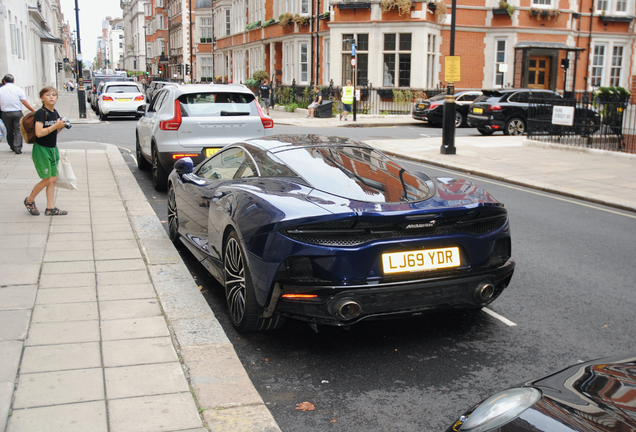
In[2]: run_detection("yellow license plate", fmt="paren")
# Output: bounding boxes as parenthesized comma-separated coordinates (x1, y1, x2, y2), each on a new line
(118, 99, 131, 102)
(418, 104, 426, 108)
(473, 107, 483, 114)
(382, 247, 460, 274)
(205, 148, 221, 157)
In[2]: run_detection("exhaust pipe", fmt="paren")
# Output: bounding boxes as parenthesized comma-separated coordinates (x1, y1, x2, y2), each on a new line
(474, 282, 495, 304)
(334, 298, 362, 320)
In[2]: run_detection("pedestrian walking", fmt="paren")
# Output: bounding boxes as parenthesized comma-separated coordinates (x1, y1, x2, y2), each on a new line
(340, 80, 354, 121)
(0, 74, 36, 154)
(258, 78, 272, 115)
(307, 86, 323, 118)
(23, 86, 68, 216)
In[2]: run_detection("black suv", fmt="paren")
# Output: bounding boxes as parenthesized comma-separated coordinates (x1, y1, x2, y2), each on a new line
(413, 91, 481, 127)
(467, 89, 599, 136)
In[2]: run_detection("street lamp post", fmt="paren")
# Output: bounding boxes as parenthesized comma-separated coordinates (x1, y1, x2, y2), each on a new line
(142, 25, 148, 85)
(441, 0, 457, 154)
(74, 0, 86, 118)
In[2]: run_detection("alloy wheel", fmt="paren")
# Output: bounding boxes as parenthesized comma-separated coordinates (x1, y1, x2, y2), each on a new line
(167, 186, 179, 244)
(224, 237, 246, 325)
(506, 118, 525, 136)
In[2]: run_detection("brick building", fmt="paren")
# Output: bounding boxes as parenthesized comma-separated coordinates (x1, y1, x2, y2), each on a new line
(202, 0, 634, 93)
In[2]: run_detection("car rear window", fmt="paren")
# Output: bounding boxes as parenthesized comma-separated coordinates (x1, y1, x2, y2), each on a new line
(177, 92, 257, 117)
(105, 85, 140, 94)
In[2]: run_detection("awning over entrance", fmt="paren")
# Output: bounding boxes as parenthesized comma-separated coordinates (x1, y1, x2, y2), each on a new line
(40, 27, 63, 44)
(515, 42, 584, 52)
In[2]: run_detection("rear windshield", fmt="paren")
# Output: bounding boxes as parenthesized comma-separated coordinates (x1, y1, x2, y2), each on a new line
(105, 85, 140, 94)
(177, 92, 257, 117)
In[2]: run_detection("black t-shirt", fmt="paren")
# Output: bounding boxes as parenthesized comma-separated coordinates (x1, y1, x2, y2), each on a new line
(314, 90, 322, 103)
(34, 107, 60, 148)
(259, 84, 272, 99)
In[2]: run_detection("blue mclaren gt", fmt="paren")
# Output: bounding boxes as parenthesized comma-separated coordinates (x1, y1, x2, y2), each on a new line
(167, 135, 515, 332)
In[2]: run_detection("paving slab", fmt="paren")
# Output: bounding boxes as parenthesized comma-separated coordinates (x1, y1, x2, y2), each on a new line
(95, 258, 146, 273)
(100, 316, 171, 341)
(20, 342, 101, 373)
(102, 337, 179, 367)
(97, 283, 157, 301)
(35, 286, 97, 304)
(26, 320, 101, 346)
(0, 264, 41, 286)
(13, 368, 104, 408)
(96, 269, 151, 286)
(38, 271, 96, 288)
(0, 310, 31, 341)
(7, 400, 108, 432)
(108, 393, 203, 432)
(99, 298, 162, 320)
(105, 362, 190, 399)
(31, 302, 98, 323)
(0, 286, 37, 310)
(0, 341, 23, 382)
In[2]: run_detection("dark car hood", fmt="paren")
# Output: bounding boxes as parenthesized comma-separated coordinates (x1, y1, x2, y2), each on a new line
(528, 354, 636, 431)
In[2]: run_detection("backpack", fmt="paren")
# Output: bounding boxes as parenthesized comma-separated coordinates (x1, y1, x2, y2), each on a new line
(20, 112, 36, 144)
(20, 110, 48, 144)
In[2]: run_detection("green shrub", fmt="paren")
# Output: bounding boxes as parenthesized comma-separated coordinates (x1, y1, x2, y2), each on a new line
(253, 70, 269, 81)
(245, 78, 259, 88)
(284, 103, 298, 112)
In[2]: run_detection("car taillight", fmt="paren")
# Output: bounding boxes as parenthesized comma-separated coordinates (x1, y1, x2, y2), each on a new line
(159, 100, 182, 131)
(487, 105, 503, 112)
(102, 96, 114, 102)
(255, 100, 274, 129)
(134, 95, 145, 101)
(172, 154, 199, 160)
(429, 102, 441, 110)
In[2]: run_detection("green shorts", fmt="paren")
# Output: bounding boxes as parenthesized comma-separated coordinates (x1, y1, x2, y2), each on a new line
(32, 144, 59, 178)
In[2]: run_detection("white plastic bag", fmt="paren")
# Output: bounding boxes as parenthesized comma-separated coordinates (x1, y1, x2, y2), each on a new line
(56, 153, 77, 190)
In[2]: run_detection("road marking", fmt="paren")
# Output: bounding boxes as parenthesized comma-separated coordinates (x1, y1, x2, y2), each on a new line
(483, 307, 517, 326)
(403, 161, 636, 220)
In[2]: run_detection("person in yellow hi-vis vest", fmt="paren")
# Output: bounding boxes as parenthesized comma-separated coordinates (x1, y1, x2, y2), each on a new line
(340, 80, 354, 121)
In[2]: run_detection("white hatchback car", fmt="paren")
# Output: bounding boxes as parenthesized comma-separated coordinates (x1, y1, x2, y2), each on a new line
(136, 83, 274, 191)
(97, 81, 146, 121)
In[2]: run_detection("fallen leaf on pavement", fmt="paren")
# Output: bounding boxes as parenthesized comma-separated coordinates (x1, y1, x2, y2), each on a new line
(295, 402, 315, 411)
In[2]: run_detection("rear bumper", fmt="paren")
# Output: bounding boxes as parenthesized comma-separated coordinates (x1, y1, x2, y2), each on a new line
(273, 258, 515, 326)
(467, 114, 505, 130)
(158, 147, 222, 174)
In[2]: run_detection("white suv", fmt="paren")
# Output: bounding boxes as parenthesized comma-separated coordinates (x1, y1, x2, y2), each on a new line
(135, 83, 274, 191)
(97, 81, 145, 121)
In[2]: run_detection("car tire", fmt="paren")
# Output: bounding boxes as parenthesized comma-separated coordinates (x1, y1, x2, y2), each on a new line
(99, 109, 107, 121)
(455, 112, 463, 128)
(504, 117, 526, 136)
(136, 134, 151, 171)
(152, 145, 168, 191)
(224, 231, 285, 332)
(167, 184, 181, 246)
(477, 128, 494, 136)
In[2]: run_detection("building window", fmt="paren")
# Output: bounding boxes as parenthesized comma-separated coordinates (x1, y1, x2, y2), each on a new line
(160, 40, 165, 54)
(532, 0, 552, 6)
(610, 46, 624, 86)
(591, 44, 605, 88)
(427, 34, 437, 88)
(342, 34, 368, 86)
(225, 9, 231, 36)
(616, 0, 627, 12)
(159, 16, 164, 30)
(301, 0, 309, 14)
(157, 0, 163, 7)
(249, 0, 263, 23)
(300, 43, 308, 83)
(383, 33, 411, 87)
(285, 0, 296, 14)
(201, 18, 212, 39)
(284, 42, 294, 83)
(324, 38, 330, 85)
(202, 56, 213, 78)
(495, 39, 506, 87)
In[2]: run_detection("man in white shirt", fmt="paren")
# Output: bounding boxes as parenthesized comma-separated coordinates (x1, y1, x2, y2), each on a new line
(0, 74, 36, 154)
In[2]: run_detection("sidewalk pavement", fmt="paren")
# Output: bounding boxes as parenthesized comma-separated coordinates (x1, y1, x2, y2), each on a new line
(1, 95, 635, 432)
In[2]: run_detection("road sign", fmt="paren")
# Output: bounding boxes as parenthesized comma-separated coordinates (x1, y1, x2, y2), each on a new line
(351, 58, 356, 67)
(552, 106, 575, 126)
(445, 56, 461, 83)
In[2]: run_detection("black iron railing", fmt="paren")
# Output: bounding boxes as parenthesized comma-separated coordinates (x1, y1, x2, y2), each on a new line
(528, 92, 635, 154)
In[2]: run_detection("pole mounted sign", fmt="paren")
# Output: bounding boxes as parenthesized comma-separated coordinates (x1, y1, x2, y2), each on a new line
(444, 56, 461, 83)
(351, 58, 356, 67)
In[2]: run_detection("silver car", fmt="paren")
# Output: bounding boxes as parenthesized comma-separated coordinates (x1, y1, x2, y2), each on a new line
(135, 83, 274, 191)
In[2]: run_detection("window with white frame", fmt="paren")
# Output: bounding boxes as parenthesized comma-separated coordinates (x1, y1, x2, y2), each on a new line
(234, 50, 245, 83)
(591, 44, 605, 87)
(249, 0, 264, 23)
(147, 43, 152, 60)
(285, 0, 296, 14)
(324, 38, 330, 85)
(301, 0, 309, 14)
(610, 45, 624, 86)
(383, 33, 411, 87)
(201, 57, 213, 78)
(226, 9, 231, 36)
(248, 46, 263, 77)
(201, 18, 212, 39)
(427, 34, 436, 88)
(495, 39, 506, 87)
(597, 0, 628, 13)
(342, 34, 368, 86)
(159, 15, 164, 30)
(532, 0, 552, 7)
(232, 0, 246, 32)
(300, 43, 309, 83)
(283, 42, 294, 83)
(16, 21, 21, 58)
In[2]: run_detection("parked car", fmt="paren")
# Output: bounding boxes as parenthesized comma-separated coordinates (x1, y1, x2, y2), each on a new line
(97, 81, 145, 121)
(467, 89, 601, 136)
(446, 353, 636, 432)
(89, 74, 126, 110)
(167, 135, 515, 332)
(146, 81, 177, 105)
(413, 91, 482, 127)
(136, 83, 274, 191)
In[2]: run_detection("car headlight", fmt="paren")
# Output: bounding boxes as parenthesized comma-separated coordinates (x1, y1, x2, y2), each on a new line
(458, 387, 541, 432)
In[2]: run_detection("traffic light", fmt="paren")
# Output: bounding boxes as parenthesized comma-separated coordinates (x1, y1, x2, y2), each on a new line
(57, 62, 62, 72)
(185, 64, 190, 75)
(177, 64, 182, 74)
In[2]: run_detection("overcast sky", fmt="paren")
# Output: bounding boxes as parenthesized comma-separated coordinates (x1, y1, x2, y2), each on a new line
(59, 0, 123, 64)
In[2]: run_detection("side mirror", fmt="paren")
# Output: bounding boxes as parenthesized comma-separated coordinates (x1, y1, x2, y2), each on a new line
(174, 157, 193, 176)
(137, 104, 147, 116)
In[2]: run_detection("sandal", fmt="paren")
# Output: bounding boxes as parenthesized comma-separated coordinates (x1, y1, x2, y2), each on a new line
(45, 207, 68, 216)
(24, 198, 40, 216)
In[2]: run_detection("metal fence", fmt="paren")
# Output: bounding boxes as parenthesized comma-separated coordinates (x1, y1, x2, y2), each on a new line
(528, 93, 636, 154)
(273, 83, 446, 115)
